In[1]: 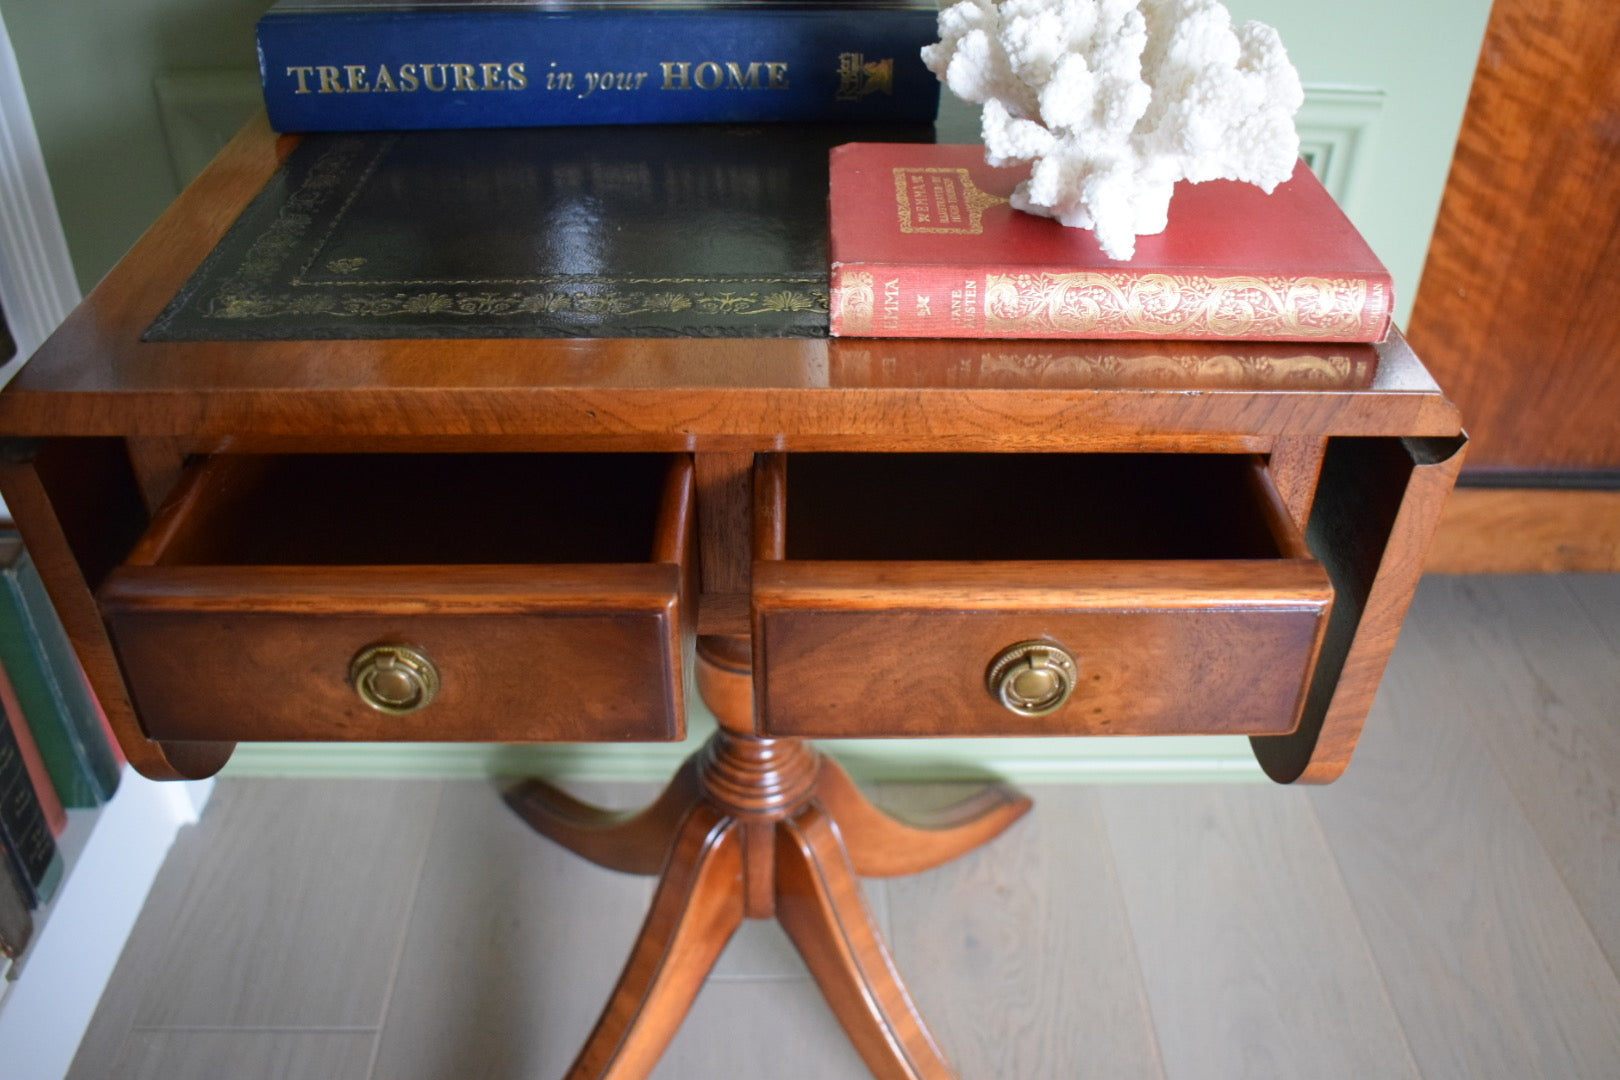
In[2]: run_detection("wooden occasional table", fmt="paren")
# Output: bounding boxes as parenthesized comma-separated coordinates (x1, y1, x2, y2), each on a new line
(0, 117, 1464, 1080)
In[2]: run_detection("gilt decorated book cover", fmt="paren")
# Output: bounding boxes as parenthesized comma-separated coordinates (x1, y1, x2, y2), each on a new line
(147, 125, 931, 341)
(256, 0, 941, 131)
(828, 142, 1394, 342)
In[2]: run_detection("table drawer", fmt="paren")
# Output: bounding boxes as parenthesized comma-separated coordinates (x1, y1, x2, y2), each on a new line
(752, 453, 1332, 738)
(99, 453, 692, 743)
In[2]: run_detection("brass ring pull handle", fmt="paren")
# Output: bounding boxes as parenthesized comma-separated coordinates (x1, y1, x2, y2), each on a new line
(349, 644, 440, 715)
(986, 640, 1078, 717)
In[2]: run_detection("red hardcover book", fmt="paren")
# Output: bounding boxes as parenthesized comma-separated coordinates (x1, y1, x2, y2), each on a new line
(828, 143, 1393, 342)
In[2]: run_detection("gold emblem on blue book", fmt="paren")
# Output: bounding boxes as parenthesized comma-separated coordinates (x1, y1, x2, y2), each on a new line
(836, 53, 894, 100)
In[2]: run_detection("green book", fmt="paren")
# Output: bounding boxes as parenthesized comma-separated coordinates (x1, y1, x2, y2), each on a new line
(0, 534, 120, 808)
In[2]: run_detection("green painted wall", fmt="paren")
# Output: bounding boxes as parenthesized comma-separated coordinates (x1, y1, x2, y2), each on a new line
(0, 0, 265, 292)
(1229, 0, 1494, 323)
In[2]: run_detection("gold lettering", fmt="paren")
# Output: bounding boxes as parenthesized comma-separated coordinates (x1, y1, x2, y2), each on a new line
(661, 62, 691, 90)
(290, 61, 529, 95)
(941, 178, 963, 224)
(950, 279, 979, 326)
(882, 278, 902, 329)
(547, 64, 573, 91)
(662, 60, 784, 91)
(581, 69, 650, 97)
(693, 61, 724, 90)
(724, 61, 761, 89)
(910, 176, 931, 223)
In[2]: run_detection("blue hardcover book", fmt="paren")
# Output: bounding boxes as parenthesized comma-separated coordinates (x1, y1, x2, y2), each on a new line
(257, 0, 942, 132)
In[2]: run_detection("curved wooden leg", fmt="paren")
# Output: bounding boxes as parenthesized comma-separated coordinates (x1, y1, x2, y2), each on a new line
(776, 805, 960, 1080)
(567, 802, 746, 1080)
(815, 756, 1032, 878)
(503, 755, 705, 876)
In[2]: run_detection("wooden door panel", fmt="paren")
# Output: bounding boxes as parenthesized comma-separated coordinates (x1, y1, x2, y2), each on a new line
(1407, 0, 1620, 474)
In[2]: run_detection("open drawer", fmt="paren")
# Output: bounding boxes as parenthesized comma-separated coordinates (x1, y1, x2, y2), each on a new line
(98, 453, 692, 743)
(752, 453, 1332, 738)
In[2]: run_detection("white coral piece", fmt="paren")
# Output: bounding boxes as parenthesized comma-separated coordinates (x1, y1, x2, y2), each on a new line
(922, 0, 1304, 260)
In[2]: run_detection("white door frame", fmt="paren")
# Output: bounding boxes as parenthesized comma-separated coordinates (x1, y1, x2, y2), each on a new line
(0, 9, 79, 379)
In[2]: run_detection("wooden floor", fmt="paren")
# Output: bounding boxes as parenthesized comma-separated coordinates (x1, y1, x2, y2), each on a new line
(68, 575, 1620, 1079)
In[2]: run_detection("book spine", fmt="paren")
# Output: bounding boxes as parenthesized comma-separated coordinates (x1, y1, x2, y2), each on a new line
(257, 8, 940, 132)
(0, 844, 33, 961)
(0, 544, 121, 808)
(829, 264, 1394, 342)
(0, 663, 66, 836)
(0, 695, 63, 908)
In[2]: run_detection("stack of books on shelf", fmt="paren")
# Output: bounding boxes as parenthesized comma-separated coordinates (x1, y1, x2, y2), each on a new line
(0, 532, 123, 975)
(255, 0, 944, 131)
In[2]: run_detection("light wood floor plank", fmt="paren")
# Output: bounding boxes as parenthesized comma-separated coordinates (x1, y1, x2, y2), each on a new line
(1309, 583, 1620, 1078)
(136, 778, 442, 1029)
(369, 780, 658, 1080)
(106, 1030, 376, 1080)
(1559, 572, 1620, 659)
(371, 778, 855, 1079)
(885, 783, 1165, 1080)
(66, 797, 219, 1080)
(652, 978, 870, 1079)
(70, 777, 441, 1056)
(1412, 575, 1620, 979)
(1101, 783, 1417, 1080)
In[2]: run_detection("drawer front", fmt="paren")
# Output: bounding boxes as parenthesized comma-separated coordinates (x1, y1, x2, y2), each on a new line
(101, 564, 684, 743)
(753, 560, 1331, 738)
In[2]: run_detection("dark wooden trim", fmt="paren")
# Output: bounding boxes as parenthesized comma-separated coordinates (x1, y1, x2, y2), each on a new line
(1253, 433, 1468, 784)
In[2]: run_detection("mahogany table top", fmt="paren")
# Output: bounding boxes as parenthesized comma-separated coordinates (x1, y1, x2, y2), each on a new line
(0, 115, 1461, 451)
